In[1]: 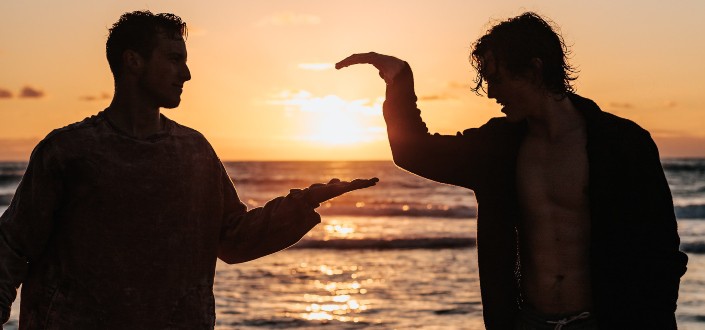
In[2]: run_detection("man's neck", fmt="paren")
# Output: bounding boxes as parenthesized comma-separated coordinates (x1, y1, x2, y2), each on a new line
(104, 90, 164, 139)
(525, 94, 584, 142)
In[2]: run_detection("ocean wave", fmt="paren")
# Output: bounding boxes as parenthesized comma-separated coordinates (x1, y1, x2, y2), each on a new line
(0, 174, 22, 186)
(232, 177, 455, 192)
(675, 204, 705, 219)
(297, 237, 702, 253)
(294, 237, 475, 250)
(662, 159, 705, 172)
(232, 177, 315, 187)
(680, 242, 705, 254)
(317, 204, 476, 218)
(0, 194, 13, 206)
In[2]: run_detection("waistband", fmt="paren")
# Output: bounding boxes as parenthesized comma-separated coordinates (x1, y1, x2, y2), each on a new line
(517, 305, 596, 330)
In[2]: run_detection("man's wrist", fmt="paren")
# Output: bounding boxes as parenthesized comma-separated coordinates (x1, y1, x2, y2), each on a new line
(289, 188, 321, 209)
(301, 188, 321, 209)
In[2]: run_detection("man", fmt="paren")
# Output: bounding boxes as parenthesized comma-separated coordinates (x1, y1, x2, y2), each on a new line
(337, 12, 687, 330)
(0, 11, 377, 329)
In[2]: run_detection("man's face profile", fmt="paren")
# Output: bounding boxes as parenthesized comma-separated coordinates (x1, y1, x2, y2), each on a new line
(481, 51, 543, 123)
(137, 33, 191, 109)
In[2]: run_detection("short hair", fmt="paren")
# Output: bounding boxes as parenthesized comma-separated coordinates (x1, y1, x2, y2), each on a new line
(470, 12, 577, 96)
(106, 10, 187, 79)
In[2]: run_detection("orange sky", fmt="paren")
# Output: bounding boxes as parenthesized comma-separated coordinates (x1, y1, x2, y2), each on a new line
(1, 1, 704, 160)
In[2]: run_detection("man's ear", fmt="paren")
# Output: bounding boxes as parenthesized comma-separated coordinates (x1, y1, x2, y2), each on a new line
(122, 50, 144, 75)
(529, 58, 543, 83)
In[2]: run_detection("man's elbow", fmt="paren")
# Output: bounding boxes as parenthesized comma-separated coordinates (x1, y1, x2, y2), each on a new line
(391, 150, 427, 175)
(218, 253, 253, 264)
(391, 156, 411, 172)
(217, 245, 257, 264)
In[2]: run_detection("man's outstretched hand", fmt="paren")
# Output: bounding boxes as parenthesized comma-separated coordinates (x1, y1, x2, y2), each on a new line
(336, 52, 406, 84)
(305, 178, 379, 206)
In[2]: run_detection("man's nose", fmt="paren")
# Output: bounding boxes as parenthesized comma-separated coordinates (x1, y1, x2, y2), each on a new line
(182, 64, 191, 82)
(486, 83, 495, 99)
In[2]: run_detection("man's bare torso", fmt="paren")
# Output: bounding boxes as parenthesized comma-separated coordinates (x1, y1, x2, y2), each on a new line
(516, 123, 593, 314)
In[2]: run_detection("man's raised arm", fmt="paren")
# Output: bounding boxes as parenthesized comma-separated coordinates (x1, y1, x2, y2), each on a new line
(336, 53, 491, 188)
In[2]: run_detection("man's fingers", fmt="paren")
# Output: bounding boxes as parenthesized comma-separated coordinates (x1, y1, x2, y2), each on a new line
(335, 52, 379, 69)
(347, 177, 379, 190)
(305, 177, 378, 204)
(337, 52, 404, 84)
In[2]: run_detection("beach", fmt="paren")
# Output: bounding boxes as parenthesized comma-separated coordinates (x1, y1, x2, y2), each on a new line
(1, 160, 704, 329)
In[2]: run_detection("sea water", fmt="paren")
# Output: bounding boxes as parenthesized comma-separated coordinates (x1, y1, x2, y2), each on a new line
(1, 160, 704, 329)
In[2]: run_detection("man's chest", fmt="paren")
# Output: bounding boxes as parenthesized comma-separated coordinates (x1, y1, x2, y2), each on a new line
(516, 135, 590, 214)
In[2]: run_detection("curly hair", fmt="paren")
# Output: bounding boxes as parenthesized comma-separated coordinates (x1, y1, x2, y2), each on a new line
(106, 10, 187, 79)
(470, 12, 577, 96)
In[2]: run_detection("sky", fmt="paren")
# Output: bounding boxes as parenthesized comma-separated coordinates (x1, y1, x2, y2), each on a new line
(1, 0, 704, 161)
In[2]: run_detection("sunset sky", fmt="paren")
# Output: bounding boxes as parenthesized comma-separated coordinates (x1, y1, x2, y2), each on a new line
(1, 1, 704, 161)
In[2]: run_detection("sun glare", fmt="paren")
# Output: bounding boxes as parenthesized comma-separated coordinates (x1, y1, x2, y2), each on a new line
(271, 90, 385, 146)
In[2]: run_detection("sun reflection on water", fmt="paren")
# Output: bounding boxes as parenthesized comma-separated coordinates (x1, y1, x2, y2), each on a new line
(299, 263, 370, 323)
(322, 221, 356, 240)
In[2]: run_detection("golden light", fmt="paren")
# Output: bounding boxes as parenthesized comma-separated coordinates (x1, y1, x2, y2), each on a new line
(305, 311, 333, 321)
(323, 223, 356, 239)
(298, 63, 334, 71)
(270, 90, 385, 146)
(301, 266, 369, 323)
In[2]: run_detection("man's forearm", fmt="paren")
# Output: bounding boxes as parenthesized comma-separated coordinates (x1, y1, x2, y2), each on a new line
(218, 191, 321, 264)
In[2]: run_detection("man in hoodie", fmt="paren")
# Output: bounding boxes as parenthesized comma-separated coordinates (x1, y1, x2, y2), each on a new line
(0, 10, 377, 329)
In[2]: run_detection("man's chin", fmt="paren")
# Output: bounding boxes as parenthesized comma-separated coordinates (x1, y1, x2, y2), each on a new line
(161, 100, 181, 109)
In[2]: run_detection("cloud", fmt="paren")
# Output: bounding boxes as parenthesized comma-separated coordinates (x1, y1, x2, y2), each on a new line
(298, 63, 334, 71)
(607, 102, 633, 109)
(415, 81, 471, 101)
(257, 13, 321, 27)
(447, 81, 471, 89)
(19, 86, 44, 98)
(79, 92, 111, 102)
(418, 93, 456, 102)
(664, 101, 678, 108)
(0, 88, 12, 98)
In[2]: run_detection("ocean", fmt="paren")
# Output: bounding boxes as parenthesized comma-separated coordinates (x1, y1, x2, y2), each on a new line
(1, 159, 704, 329)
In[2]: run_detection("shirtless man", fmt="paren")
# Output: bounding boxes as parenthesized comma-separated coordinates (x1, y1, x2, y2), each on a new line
(337, 12, 686, 330)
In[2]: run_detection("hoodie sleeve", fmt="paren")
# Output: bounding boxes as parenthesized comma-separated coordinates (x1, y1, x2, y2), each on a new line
(216, 163, 320, 264)
(0, 139, 64, 324)
(382, 62, 500, 189)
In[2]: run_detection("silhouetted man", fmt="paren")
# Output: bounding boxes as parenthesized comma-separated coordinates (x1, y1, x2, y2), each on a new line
(0, 11, 376, 329)
(337, 12, 686, 330)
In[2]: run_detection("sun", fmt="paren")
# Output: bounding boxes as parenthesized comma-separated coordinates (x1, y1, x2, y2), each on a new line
(305, 105, 369, 145)
(272, 91, 385, 146)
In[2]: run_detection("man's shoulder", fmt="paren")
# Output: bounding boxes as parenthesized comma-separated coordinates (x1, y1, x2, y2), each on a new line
(163, 117, 218, 155)
(40, 113, 104, 145)
(25, 114, 104, 163)
(571, 93, 650, 139)
(165, 117, 208, 141)
(458, 117, 525, 143)
(572, 94, 659, 164)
